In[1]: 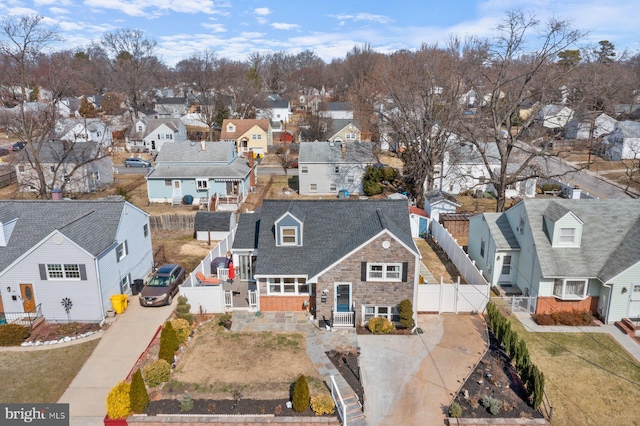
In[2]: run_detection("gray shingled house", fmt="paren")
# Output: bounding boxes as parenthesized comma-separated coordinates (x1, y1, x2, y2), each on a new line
(0, 200, 153, 323)
(468, 199, 640, 324)
(232, 199, 420, 327)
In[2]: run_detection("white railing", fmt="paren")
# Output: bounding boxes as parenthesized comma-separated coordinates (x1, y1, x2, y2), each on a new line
(330, 375, 347, 426)
(224, 291, 233, 308)
(332, 311, 355, 327)
(217, 267, 229, 281)
(249, 290, 258, 308)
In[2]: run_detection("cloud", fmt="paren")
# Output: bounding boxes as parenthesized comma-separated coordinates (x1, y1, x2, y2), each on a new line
(254, 7, 271, 16)
(271, 22, 299, 30)
(331, 12, 393, 25)
(49, 7, 70, 15)
(35, 0, 71, 5)
(256, 17, 268, 25)
(83, 0, 220, 17)
(202, 22, 226, 33)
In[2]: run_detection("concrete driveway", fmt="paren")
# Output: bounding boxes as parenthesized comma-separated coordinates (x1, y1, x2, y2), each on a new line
(58, 297, 173, 426)
(359, 314, 487, 426)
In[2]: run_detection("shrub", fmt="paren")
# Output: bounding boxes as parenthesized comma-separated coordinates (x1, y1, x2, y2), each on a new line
(217, 313, 232, 327)
(129, 368, 149, 414)
(292, 375, 310, 413)
(310, 393, 335, 415)
(143, 359, 171, 387)
(175, 296, 194, 325)
(115, 186, 131, 201)
(481, 396, 502, 415)
(0, 324, 31, 346)
(106, 381, 131, 419)
(158, 321, 179, 364)
(532, 310, 594, 326)
(171, 318, 191, 343)
(398, 299, 414, 329)
(180, 392, 194, 412)
(367, 317, 395, 334)
(448, 401, 462, 418)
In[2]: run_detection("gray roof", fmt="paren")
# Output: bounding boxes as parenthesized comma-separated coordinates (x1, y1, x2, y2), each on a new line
(148, 157, 250, 179)
(233, 199, 418, 278)
(424, 190, 459, 205)
(17, 141, 101, 164)
(327, 119, 359, 137)
(155, 141, 236, 163)
(521, 199, 640, 281)
(322, 102, 353, 111)
(298, 141, 376, 164)
(194, 212, 233, 232)
(0, 200, 131, 272)
(126, 118, 179, 140)
(484, 213, 521, 250)
(543, 201, 581, 224)
(447, 141, 500, 165)
(155, 97, 186, 105)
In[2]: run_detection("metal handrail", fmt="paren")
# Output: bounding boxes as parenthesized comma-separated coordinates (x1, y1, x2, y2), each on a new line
(0, 304, 43, 328)
(330, 375, 347, 426)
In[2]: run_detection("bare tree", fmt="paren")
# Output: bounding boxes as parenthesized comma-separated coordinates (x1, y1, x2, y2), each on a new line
(456, 10, 585, 211)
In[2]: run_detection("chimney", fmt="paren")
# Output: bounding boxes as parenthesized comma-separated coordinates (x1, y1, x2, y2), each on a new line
(341, 142, 347, 154)
(249, 151, 255, 187)
(52, 189, 63, 200)
(571, 186, 582, 199)
(201, 140, 206, 151)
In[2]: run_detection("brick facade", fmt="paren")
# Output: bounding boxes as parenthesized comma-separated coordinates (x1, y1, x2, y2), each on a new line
(314, 234, 416, 327)
(260, 295, 311, 311)
(536, 296, 599, 315)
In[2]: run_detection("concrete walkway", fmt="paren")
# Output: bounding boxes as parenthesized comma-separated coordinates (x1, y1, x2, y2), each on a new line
(58, 298, 173, 426)
(359, 314, 488, 426)
(513, 311, 640, 362)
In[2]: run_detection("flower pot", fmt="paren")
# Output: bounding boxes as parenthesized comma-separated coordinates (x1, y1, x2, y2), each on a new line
(104, 414, 128, 426)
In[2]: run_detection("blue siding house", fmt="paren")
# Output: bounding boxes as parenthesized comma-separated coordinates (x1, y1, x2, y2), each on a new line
(146, 141, 253, 210)
(0, 200, 153, 323)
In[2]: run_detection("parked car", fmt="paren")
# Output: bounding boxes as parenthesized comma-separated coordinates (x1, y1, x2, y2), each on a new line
(125, 157, 151, 168)
(138, 264, 185, 307)
(0, 148, 9, 156)
(10, 141, 26, 151)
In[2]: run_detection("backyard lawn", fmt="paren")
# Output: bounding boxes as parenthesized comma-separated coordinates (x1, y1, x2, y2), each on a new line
(0, 340, 99, 403)
(502, 308, 640, 426)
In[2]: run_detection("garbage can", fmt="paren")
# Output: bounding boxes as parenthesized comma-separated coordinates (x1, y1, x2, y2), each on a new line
(110, 294, 128, 314)
(132, 279, 144, 296)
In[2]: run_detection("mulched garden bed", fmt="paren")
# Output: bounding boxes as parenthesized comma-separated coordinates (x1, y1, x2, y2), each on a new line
(146, 398, 328, 417)
(326, 348, 364, 401)
(451, 331, 544, 420)
(356, 325, 411, 335)
(26, 322, 103, 343)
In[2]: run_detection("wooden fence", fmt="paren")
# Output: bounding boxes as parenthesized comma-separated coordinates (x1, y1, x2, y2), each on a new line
(0, 170, 17, 189)
(149, 214, 196, 231)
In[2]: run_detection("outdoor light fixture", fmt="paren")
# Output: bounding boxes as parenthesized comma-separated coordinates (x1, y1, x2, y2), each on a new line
(6, 287, 10, 293)
(622, 287, 628, 294)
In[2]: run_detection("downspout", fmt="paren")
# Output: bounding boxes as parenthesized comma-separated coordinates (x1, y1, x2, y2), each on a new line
(95, 256, 105, 323)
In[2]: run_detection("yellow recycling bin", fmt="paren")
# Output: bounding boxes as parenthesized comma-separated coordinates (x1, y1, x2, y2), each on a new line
(110, 294, 128, 314)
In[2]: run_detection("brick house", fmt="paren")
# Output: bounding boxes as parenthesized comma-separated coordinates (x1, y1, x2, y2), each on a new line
(232, 199, 420, 327)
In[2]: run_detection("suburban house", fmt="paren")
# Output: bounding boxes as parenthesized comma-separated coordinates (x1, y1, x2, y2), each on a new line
(194, 211, 236, 241)
(537, 104, 574, 130)
(15, 141, 114, 194)
(55, 118, 113, 148)
(423, 190, 460, 223)
(429, 141, 537, 199)
(220, 119, 273, 157)
(327, 120, 361, 143)
(601, 121, 640, 161)
(319, 102, 354, 120)
(231, 199, 421, 327)
(146, 141, 252, 210)
(256, 97, 292, 124)
(125, 118, 187, 153)
(565, 113, 616, 140)
(0, 200, 153, 323)
(154, 97, 189, 118)
(468, 199, 640, 324)
(298, 141, 376, 196)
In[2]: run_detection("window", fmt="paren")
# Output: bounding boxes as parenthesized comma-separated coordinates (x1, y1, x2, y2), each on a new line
(309, 184, 317, 192)
(301, 166, 308, 174)
(93, 171, 100, 181)
(116, 241, 128, 262)
(46, 264, 81, 280)
(164, 179, 172, 187)
(345, 133, 356, 140)
(143, 224, 149, 238)
(553, 278, 588, 300)
(137, 125, 143, 131)
(367, 263, 402, 281)
(49, 166, 55, 173)
(196, 179, 209, 190)
(121, 274, 130, 293)
(559, 228, 575, 244)
(227, 124, 234, 132)
(334, 166, 340, 174)
(330, 184, 337, 191)
(168, 134, 172, 140)
(363, 305, 399, 323)
(347, 175, 355, 183)
(280, 227, 298, 245)
(63, 174, 70, 182)
(252, 134, 262, 140)
(518, 217, 525, 234)
(158, 134, 162, 139)
(267, 277, 309, 295)
(18, 165, 25, 173)
(480, 238, 485, 258)
(501, 255, 512, 275)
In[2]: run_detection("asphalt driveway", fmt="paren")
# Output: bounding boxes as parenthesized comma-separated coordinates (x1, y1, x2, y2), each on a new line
(359, 314, 487, 426)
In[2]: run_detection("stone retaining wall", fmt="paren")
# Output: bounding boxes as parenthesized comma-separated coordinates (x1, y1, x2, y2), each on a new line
(127, 415, 340, 425)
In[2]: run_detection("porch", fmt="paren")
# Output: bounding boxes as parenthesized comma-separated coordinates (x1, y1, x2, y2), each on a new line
(0, 304, 44, 329)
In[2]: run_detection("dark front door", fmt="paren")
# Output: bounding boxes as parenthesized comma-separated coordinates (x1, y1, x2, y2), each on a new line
(335, 284, 351, 312)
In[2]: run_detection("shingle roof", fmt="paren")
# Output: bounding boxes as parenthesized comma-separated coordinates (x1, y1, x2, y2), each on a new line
(327, 119, 359, 137)
(234, 199, 418, 278)
(0, 200, 131, 272)
(155, 141, 235, 163)
(194, 212, 233, 232)
(298, 141, 376, 164)
(148, 158, 250, 179)
(322, 102, 353, 111)
(522, 199, 640, 281)
(220, 119, 270, 139)
(16, 140, 101, 164)
(484, 213, 521, 250)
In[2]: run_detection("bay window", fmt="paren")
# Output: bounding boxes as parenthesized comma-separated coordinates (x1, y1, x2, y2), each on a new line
(267, 277, 309, 295)
(553, 278, 588, 300)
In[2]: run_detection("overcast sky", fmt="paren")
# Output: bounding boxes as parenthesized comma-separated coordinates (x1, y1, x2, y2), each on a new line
(1, 0, 638, 66)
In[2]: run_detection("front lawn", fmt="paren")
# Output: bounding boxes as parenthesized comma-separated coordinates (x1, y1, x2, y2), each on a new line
(504, 309, 640, 425)
(0, 340, 99, 403)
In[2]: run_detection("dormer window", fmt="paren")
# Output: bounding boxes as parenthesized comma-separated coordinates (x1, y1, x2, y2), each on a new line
(280, 227, 298, 245)
(559, 228, 575, 245)
(227, 124, 234, 133)
(275, 208, 304, 247)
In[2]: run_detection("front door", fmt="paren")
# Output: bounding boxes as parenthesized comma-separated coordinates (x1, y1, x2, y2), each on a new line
(238, 255, 255, 281)
(629, 284, 640, 319)
(20, 284, 36, 312)
(335, 283, 351, 313)
(499, 255, 512, 283)
(172, 180, 182, 199)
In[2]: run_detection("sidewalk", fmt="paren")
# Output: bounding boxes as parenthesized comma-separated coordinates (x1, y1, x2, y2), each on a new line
(513, 311, 640, 362)
(58, 298, 172, 426)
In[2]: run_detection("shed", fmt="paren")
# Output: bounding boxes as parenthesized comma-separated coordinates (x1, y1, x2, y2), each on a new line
(439, 213, 473, 248)
(424, 190, 460, 222)
(409, 206, 429, 238)
(194, 211, 236, 241)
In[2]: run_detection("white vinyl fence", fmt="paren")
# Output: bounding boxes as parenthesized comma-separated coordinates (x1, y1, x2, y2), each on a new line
(180, 227, 236, 314)
(417, 278, 490, 313)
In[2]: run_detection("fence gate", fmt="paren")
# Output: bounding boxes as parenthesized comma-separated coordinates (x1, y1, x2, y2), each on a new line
(441, 285, 457, 313)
